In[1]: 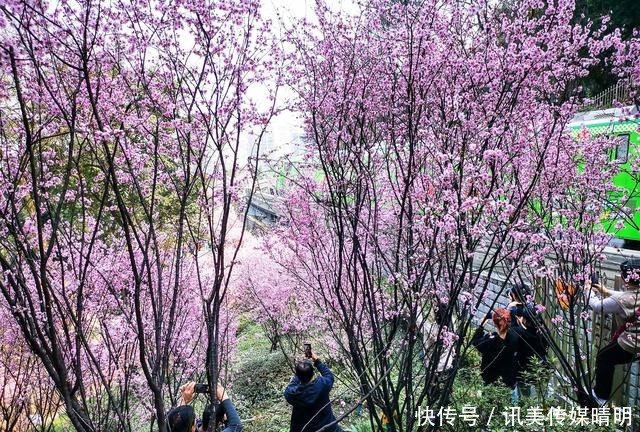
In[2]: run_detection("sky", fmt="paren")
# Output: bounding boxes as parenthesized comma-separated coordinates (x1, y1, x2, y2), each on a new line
(245, 0, 362, 161)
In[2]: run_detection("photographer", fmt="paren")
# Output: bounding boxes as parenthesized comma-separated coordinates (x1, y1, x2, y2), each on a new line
(167, 404, 196, 432)
(506, 284, 532, 324)
(284, 347, 342, 432)
(505, 283, 549, 396)
(511, 305, 549, 397)
(588, 259, 640, 406)
(168, 381, 242, 432)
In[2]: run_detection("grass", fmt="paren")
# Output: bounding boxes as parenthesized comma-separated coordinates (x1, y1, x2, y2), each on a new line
(230, 315, 369, 431)
(231, 316, 293, 432)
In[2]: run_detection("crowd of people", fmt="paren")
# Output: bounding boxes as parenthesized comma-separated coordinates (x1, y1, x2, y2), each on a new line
(166, 260, 640, 431)
(589, 259, 640, 406)
(166, 347, 341, 432)
(471, 283, 549, 402)
(472, 259, 640, 407)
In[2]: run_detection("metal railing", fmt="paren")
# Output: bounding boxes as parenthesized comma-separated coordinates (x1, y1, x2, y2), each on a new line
(587, 79, 636, 110)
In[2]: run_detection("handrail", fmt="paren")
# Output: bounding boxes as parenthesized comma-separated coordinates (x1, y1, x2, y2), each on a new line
(586, 79, 636, 110)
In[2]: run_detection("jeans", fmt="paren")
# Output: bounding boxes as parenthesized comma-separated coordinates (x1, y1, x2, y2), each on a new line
(594, 340, 635, 400)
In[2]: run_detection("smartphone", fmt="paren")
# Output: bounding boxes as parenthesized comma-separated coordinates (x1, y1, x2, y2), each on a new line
(194, 383, 210, 394)
(303, 343, 312, 358)
(591, 272, 600, 286)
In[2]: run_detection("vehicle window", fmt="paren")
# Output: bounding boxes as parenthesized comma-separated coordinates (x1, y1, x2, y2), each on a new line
(614, 134, 629, 163)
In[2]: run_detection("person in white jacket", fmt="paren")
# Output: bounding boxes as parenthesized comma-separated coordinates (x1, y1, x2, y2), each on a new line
(588, 259, 640, 406)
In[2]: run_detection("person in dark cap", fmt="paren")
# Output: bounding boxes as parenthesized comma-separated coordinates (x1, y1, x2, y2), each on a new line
(284, 349, 342, 432)
(588, 259, 640, 406)
(506, 283, 532, 324)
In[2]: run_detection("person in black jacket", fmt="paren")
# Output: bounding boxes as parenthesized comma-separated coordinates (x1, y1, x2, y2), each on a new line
(512, 305, 549, 397)
(471, 308, 519, 393)
(284, 350, 342, 432)
(202, 384, 243, 432)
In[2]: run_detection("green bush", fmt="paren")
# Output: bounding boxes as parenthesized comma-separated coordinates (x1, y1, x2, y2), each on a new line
(447, 366, 621, 432)
(231, 319, 292, 432)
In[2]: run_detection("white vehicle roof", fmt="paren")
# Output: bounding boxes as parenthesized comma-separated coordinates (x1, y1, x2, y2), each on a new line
(570, 105, 639, 128)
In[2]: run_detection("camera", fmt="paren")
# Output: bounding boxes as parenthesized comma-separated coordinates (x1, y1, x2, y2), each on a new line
(304, 343, 312, 358)
(194, 383, 210, 394)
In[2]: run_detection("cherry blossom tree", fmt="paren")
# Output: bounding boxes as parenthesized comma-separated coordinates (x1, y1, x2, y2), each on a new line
(234, 233, 321, 355)
(275, 0, 632, 430)
(0, 0, 279, 430)
(0, 0, 637, 431)
(0, 305, 59, 432)
(525, 32, 640, 407)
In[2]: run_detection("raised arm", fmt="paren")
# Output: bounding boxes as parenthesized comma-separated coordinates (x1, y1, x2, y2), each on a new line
(591, 283, 625, 299)
(313, 355, 335, 391)
(220, 398, 243, 432)
(588, 296, 624, 315)
(471, 326, 491, 354)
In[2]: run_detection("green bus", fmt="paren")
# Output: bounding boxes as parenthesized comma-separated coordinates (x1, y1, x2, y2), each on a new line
(569, 106, 640, 244)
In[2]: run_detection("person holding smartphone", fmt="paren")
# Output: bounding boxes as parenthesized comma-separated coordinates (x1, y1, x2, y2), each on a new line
(284, 345, 342, 432)
(587, 259, 640, 406)
(171, 382, 243, 432)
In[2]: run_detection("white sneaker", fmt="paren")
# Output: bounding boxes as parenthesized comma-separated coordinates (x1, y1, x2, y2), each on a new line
(590, 389, 607, 407)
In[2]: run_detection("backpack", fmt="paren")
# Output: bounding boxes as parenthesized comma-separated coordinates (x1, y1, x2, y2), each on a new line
(611, 306, 640, 342)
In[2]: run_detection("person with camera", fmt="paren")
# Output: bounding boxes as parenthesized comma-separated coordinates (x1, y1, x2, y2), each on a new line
(588, 259, 640, 406)
(505, 283, 550, 396)
(511, 304, 549, 397)
(506, 283, 532, 323)
(167, 381, 242, 432)
(166, 404, 197, 432)
(284, 345, 342, 432)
